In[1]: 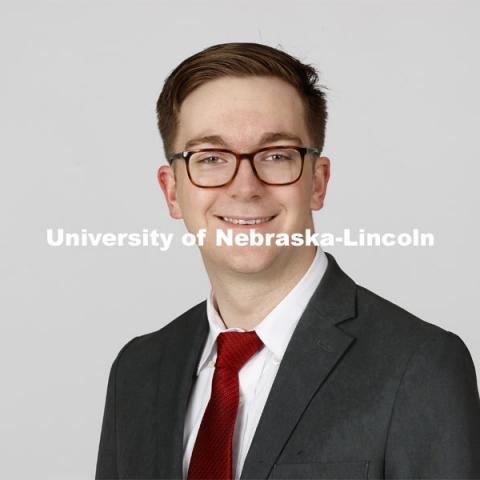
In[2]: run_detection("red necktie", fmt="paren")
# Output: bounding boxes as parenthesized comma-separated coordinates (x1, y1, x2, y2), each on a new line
(187, 331, 264, 480)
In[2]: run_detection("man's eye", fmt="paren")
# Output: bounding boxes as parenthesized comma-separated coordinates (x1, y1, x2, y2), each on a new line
(198, 156, 224, 164)
(265, 153, 288, 161)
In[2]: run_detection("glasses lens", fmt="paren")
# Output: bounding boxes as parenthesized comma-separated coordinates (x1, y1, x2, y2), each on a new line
(189, 151, 236, 187)
(254, 148, 302, 184)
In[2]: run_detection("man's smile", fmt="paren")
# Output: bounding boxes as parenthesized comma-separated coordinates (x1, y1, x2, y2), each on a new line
(214, 214, 278, 227)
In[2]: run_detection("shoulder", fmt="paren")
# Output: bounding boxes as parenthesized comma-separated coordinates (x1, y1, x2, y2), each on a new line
(351, 284, 476, 376)
(355, 283, 447, 339)
(324, 253, 457, 352)
(111, 300, 207, 371)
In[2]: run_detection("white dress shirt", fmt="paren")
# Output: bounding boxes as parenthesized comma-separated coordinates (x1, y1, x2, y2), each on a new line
(182, 246, 328, 479)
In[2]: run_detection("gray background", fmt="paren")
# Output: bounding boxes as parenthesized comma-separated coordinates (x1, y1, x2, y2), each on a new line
(1, 1, 479, 478)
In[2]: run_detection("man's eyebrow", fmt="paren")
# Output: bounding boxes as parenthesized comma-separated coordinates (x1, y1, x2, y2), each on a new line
(183, 132, 304, 150)
(184, 135, 228, 150)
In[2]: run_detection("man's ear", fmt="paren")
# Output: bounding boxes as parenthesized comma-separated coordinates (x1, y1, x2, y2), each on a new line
(310, 156, 330, 210)
(157, 164, 183, 219)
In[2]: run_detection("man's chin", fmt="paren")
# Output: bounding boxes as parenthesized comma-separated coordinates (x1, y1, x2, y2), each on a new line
(206, 245, 281, 275)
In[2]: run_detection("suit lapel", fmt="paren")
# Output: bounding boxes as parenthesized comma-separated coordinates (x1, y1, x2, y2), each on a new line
(240, 253, 358, 480)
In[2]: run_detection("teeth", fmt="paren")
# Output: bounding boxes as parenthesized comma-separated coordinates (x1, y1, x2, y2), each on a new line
(221, 216, 273, 225)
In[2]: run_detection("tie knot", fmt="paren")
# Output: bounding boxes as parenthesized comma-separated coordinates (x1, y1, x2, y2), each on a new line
(215, 331, 264, 372)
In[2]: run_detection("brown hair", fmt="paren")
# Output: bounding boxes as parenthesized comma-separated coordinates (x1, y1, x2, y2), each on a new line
(156, 42, 328, 160)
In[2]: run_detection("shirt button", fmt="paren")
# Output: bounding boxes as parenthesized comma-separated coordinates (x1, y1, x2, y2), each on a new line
(272, 357, 281, 365)
(208, 360, 215, 368)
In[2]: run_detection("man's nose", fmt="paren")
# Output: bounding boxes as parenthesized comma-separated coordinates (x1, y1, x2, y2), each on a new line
(226, 157, 264, 198)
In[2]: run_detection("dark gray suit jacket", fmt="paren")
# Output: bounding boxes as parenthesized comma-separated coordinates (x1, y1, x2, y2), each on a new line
(96, 253, 480, 479)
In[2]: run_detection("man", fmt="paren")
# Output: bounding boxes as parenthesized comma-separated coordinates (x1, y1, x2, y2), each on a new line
(95, 43, 480, 479)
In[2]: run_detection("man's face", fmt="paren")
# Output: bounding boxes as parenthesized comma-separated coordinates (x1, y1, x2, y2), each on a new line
(158, 76, 330, 276)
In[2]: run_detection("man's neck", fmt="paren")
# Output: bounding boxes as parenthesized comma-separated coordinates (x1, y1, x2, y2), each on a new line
(204, 246, 317, 330)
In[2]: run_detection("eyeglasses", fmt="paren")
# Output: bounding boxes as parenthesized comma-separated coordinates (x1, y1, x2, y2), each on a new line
(168, 145, 321, 188)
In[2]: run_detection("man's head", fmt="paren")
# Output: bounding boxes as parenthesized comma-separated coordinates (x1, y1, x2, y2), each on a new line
(156, 43, 330, 278)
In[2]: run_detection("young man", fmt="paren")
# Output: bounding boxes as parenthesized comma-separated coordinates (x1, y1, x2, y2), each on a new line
(96, 43, 480, 480)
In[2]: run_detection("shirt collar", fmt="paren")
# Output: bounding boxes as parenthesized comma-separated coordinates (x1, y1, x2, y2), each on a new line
(197, 246, 328, 375)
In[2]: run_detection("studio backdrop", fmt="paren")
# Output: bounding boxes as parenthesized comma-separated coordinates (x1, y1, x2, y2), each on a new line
(1, 1, 479, 479)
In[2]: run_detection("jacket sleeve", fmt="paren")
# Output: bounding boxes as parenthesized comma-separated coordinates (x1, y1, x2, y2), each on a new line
(385, 330, 480, 478)
(95, 338, 137, 480)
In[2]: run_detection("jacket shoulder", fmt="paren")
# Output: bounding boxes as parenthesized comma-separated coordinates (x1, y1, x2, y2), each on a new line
(351, 284, 472, 365)
(350, 284, 478, 403)
(112, 299, 207, 367)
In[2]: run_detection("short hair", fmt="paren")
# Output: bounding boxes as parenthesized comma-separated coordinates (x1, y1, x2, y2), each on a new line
(156, 42, 328, 160)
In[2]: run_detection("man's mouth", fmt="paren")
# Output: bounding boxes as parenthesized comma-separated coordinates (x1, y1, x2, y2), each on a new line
(216, 215, 277, 225)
